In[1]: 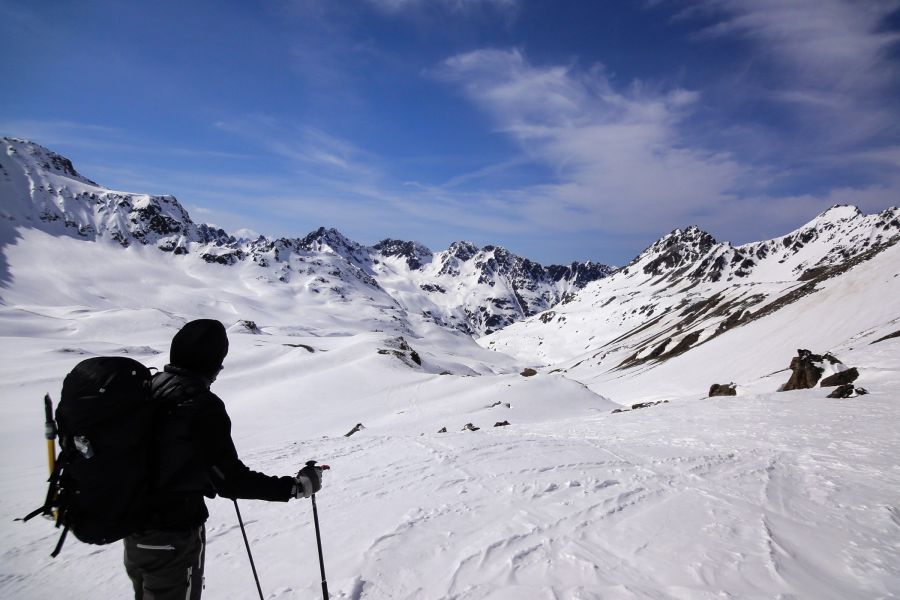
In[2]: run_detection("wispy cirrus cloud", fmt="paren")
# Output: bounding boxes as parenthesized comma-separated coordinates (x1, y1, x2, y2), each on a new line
(433, 48, 754, 235)
(683, 0, 900, 148)
(214, 116, 383, 181)
(0, 118, 251, 160)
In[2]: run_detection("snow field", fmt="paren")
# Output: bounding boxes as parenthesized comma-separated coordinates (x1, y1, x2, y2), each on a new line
(2, 297, 898, 599)
(5, 381, 898, 598)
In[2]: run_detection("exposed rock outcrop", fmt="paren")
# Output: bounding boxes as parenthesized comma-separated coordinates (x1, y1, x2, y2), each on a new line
(344, 423, 365, 437)
(631, 400, 669, 410)
(780, 349, 828, 390)
(709, 383, 737, 397)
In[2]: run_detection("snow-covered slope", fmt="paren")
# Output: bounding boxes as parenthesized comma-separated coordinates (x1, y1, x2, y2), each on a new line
(1, 137, 612, 336)
(483, 205, 900, 402)
(2, 299, 898, 599)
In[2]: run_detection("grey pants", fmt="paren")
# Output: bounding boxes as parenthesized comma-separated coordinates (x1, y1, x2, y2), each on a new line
(124, 526, 205, 600)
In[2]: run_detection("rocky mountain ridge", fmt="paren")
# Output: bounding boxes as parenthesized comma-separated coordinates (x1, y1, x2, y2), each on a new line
(630, 206, 899, 284)
(0, 137, 612, 336)
(483, 202, 900, 381)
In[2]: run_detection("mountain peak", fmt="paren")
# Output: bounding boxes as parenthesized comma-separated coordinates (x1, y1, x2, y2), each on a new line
(810, 204, 862, 225)
(634, 225, 718, 277)
(3, 137, 97, 186)
(297, 226, 360, 255)
(447, 241, 480, 261)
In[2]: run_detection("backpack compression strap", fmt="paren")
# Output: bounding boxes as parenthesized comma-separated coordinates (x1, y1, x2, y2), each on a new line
(22, 455, 64, 523)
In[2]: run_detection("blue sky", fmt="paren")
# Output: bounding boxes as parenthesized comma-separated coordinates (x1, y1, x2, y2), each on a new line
(3, 0, 900, 265)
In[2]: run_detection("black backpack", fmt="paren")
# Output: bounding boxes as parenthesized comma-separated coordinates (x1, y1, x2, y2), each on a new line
(24, 356, 156, 556)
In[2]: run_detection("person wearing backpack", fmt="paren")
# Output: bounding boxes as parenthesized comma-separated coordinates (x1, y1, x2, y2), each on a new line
(124, 318, 323, 600)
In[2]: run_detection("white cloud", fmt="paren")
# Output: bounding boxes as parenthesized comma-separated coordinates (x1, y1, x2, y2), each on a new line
(687, 0, 900, 148)
(434, 48, 751, 234)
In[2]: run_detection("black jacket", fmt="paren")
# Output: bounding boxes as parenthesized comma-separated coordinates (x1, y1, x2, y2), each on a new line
(145, 365, 294, 530)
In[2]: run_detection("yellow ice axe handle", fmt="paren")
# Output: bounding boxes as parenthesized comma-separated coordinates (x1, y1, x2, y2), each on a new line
(44, 394, 57, 474)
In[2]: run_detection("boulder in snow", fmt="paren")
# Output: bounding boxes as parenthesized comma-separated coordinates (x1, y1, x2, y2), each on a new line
(780, 349, 829, 390)
(820, 367, 859, 387)
(709, 383, 737, 397)
(827, 384, 854, 398)
(827, 384, 868, 399)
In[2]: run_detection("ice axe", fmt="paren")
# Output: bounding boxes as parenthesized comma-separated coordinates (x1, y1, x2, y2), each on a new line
(306, 460, 331, 599)
(44, 394, 57, 475)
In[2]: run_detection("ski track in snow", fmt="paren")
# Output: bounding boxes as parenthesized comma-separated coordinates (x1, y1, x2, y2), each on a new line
(208, 397, 898, 599)
(3, 352, 900, 599)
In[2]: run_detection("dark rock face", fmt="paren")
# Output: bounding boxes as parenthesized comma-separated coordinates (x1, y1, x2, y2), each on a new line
(462, 423, 480, 432)
(631, 400, 669, 410)
(640, 226, 717, 277)
(419, 283, 446, 294)
(520, 368, 537, 377)
(447, 241, 479, 262)
(494, 421, 510, 427)
(373, 239, 433, 270)
(237, 320, 262, 334)
(377, 337, 421, 366)
(820, 367, 859, 387)
(709, 383, 737, 397)
(545, 261, 614, 285)
(437, 427, 447, 433)
(780, 349, 827, 391)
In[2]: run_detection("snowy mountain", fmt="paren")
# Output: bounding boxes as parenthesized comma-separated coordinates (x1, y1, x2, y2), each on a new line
(0, 137, 612, 336)
(483, 204, 900, 400)
(2, 136, 900, 599)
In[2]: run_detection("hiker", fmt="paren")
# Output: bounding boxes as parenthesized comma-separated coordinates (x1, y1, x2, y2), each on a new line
(124, 319, 323, 600)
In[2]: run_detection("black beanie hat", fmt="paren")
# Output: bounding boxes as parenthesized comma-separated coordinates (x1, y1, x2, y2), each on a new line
(170, 319, 229, 377)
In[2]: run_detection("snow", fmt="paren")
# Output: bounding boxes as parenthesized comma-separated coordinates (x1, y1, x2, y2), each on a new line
(1, 140, 899, 598)
(2, 249, 898, 600)
(2, 320, 898, 598)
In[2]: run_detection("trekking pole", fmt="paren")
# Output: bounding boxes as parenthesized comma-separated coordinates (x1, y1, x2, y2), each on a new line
(233, 499, 265, 600)
(307, 460, 330, 599)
